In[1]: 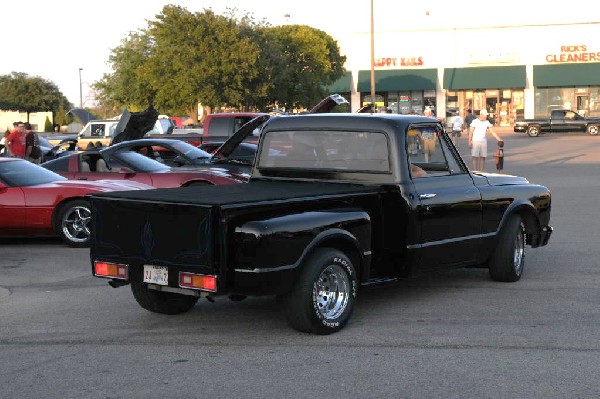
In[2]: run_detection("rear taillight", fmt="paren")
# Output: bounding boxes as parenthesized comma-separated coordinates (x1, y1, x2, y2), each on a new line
(179, 272, 217, 292)
(94, 261, 129, 280)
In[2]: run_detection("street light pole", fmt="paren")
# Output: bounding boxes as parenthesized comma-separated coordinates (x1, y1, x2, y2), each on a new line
(370, 0, 375, 107)
(78, 68, 83, 108)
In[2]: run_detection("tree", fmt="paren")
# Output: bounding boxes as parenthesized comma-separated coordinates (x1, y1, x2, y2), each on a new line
(94, 6, 264, 122)
(44, 116, 53, 132)
(93, 6, 347, 117)
(0, 72, 72, 122)
(262, 25, 347, 111)
(93, 31, 156, 113)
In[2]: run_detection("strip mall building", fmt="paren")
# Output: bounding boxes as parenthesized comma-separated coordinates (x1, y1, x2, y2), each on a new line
(330, 20, 600, 126)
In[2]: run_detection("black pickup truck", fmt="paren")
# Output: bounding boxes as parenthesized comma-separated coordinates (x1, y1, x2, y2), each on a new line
(89, 114, 553, 334)
(514, 109, 600, 137)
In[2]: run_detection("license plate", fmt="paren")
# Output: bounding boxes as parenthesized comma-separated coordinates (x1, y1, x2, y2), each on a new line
(143, 265, 168, 285)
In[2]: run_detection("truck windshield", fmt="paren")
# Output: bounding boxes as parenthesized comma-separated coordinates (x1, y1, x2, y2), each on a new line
(257, 130, 391, 173)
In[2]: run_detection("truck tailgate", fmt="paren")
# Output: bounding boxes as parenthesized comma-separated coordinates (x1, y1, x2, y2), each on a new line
(90, 197, 216, 272)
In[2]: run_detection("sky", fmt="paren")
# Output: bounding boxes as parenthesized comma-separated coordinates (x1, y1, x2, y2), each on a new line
(3, 1, 593, 107)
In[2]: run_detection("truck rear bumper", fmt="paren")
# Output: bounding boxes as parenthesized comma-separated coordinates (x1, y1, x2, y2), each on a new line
(514, 126, 526, 133)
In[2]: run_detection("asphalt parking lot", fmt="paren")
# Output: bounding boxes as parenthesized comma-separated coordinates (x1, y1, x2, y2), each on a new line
(2, 130, 600, 398)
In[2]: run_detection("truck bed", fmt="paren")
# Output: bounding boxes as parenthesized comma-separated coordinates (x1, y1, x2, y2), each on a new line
(89, 181, 384, 275)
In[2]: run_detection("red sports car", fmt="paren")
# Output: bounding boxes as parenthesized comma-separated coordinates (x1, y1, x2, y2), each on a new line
(0, 157, 153, 247)
(41, 149, 247, 187)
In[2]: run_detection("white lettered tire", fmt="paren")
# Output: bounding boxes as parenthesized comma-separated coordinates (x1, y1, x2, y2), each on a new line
(284, 248, 358, 334)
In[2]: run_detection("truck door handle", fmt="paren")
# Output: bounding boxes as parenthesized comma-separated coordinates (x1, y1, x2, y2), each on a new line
(419, 193, 436, 200)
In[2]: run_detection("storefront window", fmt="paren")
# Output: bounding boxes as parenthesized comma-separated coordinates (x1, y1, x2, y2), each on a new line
(590, 88, 600, 117)
(411, 92, 423, 114)
(446, 93, 459, 114)
(534, 88, 578, 118)
(387, 92, 399, 114)
(473, 91, 485, 113)
(361, 94, 385, 110)
(424, 90, 436, 115)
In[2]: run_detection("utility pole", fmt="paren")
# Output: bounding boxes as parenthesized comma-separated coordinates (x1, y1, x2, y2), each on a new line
(78, 68, 83, 108)
(370, 0, 375, 108)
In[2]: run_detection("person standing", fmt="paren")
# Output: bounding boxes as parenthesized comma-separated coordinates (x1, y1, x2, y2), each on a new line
(468, 109, 501, 171)
(6, 122, 27, 159)
(451, 111, 463, 147)
(420, 108, 437, 162)
(464, 109, 476, 137)
(494, 140, 505, 174)
(1, 130, 10, 156)
(24, 123, 42, 164)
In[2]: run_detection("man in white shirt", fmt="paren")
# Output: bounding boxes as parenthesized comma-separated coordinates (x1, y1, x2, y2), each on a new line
(451, 111, 463, 147)
(468, 109, 501, 171)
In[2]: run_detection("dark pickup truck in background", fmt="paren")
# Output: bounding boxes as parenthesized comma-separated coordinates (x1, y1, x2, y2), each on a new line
(514, 109, 600, 137)
(89, 113, 552, 334)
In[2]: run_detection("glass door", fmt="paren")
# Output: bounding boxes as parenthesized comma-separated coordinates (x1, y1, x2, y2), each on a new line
(576, 94, 589, 116)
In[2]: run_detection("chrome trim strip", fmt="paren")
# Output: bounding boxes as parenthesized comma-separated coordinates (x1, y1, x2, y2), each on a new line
(406, 232, 495, 249)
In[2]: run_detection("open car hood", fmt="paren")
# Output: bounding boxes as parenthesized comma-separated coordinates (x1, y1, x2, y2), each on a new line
(111, 107, 159, 145)
(66, 108, 100, 124)
(308, 93, 349, 113)
(213, 115, 271, 158)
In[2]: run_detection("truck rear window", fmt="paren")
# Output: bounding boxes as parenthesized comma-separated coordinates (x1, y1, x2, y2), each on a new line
(257, 130, 390, 172)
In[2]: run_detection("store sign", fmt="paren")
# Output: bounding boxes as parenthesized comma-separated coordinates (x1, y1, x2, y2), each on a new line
(546, 45, 600, 63)
(374, 57, 424, 67)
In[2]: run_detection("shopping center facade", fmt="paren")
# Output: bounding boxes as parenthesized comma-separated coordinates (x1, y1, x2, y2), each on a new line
(330, 20, 600, 126)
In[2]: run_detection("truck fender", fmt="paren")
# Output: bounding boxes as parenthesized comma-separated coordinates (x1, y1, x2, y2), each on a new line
(295, 228, 369, 282)
(495, 200, 542, 246)
(234, 208, 371, 280)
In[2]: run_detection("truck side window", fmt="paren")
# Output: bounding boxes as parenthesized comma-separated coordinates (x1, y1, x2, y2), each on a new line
(91, 124, 105, 137)
(407, 124, 451, 177)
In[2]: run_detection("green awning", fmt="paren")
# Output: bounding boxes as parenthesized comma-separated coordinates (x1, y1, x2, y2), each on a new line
(327, 71, 352, 93)
(443, 66, 526, 90)
(357, 69, 437, 92)
(534, 63, 600, 87)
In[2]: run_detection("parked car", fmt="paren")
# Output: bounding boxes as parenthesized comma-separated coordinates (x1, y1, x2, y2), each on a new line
(514, 109, 600, 137)
(0, 157, 153, 247)
(39, 136, 78, 162)
(41, 146, 247, 188)
(102, 138, 265, 176)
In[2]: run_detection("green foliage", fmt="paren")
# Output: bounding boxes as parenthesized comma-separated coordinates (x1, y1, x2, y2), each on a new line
(262, 25, 347, 110)
(53, 105, 71, 126)
(93, 6, 347, 115)
(44, 116, 53, 132)
(0, 72, 72, 117)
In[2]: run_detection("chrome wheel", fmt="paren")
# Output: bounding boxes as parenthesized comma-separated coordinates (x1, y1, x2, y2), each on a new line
(61, 204, 91, 244)
(527, 126, 540, 137)
(313, 264, 350, 320)
(284, 248, 357, 334)
(588, 125, 599, 136)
